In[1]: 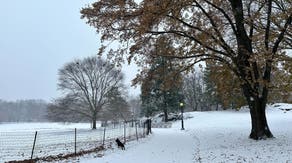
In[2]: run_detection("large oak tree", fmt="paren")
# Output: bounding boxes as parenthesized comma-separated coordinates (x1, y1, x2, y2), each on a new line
(81, 0, 291, 139)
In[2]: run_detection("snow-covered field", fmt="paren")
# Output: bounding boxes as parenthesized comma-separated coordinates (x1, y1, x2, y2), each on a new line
(0, 122, 93, 132)
(69, 103, 292, 163)
(0, 122, 144, 162)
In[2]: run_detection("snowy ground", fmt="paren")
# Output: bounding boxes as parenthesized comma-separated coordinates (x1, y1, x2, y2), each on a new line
(0, 122, 144, 162)
(69, 103, 292, 163)
(0, 122, 93, 132)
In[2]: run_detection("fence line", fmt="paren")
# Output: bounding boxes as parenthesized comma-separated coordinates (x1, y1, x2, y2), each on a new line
(0, 121, 146, 163)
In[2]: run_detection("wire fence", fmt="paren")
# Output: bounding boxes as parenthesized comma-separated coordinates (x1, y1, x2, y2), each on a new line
(0, 121, 146, 163)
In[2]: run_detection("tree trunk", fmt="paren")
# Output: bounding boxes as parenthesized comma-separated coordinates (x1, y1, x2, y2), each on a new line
(163, 108, 168, 122)
(92, 118, 97, 129)
(163, 94, 168, 122)
(92, 111, 97, 129)
(248, 99, 273, 140)
(194, 102, 198, 111)
(242, 85, 274, 140)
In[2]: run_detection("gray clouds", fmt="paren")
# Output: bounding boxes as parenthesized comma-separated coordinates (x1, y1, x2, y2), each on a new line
(0, 0, 100, 101)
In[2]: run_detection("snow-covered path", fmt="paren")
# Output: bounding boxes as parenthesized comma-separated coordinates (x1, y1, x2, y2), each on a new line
(81, 128, 196, 163)
(69, 103, 292, 163)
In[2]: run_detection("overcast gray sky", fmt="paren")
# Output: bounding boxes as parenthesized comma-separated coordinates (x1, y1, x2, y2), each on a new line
(0, 0, 139, 102)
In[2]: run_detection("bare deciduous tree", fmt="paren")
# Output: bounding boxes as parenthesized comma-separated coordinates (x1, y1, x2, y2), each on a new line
(101, 86, 132, 122)
(46, 94, 90, 122)
(128, 96, 141, 118)
(58, 56, 124, 129)
(183, 72, 204, 111)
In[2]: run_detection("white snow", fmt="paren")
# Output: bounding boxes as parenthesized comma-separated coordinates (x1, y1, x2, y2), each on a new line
(0, 122, 143, 162)
(0, 122, 93, 132)
(1, 104, 292, 163)
(72, 104, 292, 163)
(76, 129, 195, 163)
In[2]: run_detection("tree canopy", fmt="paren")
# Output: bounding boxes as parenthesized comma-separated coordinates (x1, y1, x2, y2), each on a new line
(81, 0, 291, 139)
(58, 56, 124, 129)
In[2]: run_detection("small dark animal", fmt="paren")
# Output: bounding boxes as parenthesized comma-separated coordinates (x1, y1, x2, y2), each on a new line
(115, 138, 125, 150)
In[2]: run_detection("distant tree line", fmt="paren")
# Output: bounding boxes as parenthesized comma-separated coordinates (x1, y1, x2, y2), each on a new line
(139, 57, 292, 117)
(0, 99, 48, 122)
(183, 61, 292, 112)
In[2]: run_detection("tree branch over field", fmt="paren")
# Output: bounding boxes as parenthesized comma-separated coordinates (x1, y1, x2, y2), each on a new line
(81, 0, 292, 139)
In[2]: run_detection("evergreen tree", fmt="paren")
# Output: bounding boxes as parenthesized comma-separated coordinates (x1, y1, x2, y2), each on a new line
(141, 56, 184, 121)
(202, 63, 221, 111)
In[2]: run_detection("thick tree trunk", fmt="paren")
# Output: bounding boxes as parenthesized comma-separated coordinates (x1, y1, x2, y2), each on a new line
(242, 85, 274, 140)
(92, 118, 97, 129)
(249, 102, 273, 140)
(92, 111, 97, 129)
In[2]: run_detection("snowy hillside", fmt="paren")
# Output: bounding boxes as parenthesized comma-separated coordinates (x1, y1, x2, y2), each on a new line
(71, 103, 292, 163)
